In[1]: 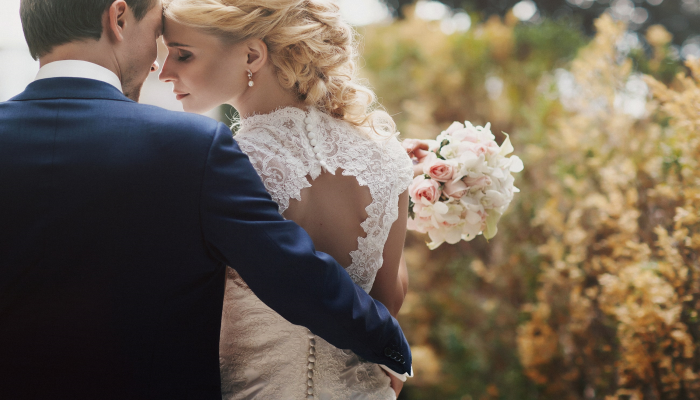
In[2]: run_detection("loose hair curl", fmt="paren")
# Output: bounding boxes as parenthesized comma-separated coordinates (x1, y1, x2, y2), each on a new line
(163, 0, 395, 137)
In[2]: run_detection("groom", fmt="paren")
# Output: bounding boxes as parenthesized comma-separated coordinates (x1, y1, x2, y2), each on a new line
(0, 0, 411, 398)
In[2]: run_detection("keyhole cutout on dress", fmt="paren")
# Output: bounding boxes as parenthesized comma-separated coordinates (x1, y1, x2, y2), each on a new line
(282, 169, 371, 269)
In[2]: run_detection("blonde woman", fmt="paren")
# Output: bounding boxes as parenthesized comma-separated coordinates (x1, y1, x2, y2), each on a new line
(159, 0, 413, 398)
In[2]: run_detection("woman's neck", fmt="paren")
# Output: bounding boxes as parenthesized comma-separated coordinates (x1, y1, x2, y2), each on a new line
(230, 66, 307, 118)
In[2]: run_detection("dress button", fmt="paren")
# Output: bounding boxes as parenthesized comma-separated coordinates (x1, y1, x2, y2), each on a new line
(306, 124, 314, 131)
(308, 379, 314, 387)
(305, 117, 312, 124)
(315, 153, 323, 160)
(309, 347, 315, 355)
(307, 396, 314, 400)
(308, 355, 316, 363)
(308, 370, 314, 378)
(308, 387, 314, 395)
(307, 132, 316, 139)
(308, 363, 315, 370)
(310, 139, 317, 146)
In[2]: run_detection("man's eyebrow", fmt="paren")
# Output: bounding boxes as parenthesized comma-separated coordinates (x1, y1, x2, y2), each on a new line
(166, 42, 192, 47)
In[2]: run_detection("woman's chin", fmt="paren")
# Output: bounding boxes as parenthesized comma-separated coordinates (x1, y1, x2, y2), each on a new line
(180, 96, 216, 114)
(181, 102, 208, 115)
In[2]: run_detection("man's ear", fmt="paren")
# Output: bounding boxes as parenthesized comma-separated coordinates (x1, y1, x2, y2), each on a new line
(106, 0, 129, 42)
(246, 39, 268, 74)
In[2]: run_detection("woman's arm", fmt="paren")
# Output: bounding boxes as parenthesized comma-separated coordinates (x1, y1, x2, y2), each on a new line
(369, 190, 410, 317)
(369, 189, 410, 396)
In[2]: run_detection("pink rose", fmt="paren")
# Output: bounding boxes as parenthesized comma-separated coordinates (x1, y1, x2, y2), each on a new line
(444, 179, 468, 199)
(409, 176, 441, 205)
(470, 141, 499, 156)
(423, 158, 454, 182)
(463, 175, 492, 191)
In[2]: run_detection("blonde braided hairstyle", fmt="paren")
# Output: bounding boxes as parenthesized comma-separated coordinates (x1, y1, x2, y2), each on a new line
(163, 0, 395, 137)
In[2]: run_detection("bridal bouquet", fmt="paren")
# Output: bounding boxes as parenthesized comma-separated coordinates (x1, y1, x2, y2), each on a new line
(406, 121, 523, 249)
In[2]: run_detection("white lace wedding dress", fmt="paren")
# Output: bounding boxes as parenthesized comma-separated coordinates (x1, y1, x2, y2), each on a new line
(219, 107, 413, 400)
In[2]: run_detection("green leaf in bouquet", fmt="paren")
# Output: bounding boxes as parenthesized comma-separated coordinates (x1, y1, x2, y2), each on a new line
(435, 139, 450, 160)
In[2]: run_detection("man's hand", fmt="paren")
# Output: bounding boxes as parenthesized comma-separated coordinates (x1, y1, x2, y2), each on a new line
(402, 139, 432, 178)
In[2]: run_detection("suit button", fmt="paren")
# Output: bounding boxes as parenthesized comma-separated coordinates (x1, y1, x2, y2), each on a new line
(384, 348, 392, 357)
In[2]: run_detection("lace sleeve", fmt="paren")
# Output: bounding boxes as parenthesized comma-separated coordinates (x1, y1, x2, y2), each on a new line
(234, 127, 312, 214)
(344, 135, 415, 292)
(386, 136, 415, 195)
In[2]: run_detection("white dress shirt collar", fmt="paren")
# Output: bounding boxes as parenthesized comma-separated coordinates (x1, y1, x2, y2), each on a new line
(35, 60, 123, 93)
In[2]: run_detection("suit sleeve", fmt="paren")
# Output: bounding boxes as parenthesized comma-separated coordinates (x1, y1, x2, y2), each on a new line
(200, 123, 412, 374)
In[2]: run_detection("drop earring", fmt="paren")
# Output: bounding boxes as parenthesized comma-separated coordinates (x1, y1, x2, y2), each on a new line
(247, 70, 254, 87)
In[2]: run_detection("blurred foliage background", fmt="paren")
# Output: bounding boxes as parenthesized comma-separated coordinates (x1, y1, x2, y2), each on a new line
(384, 0, 700, 46)
(354, 2, 700, 399)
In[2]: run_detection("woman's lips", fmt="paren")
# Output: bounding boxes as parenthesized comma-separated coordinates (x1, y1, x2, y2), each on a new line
(176, 93, 189, 101)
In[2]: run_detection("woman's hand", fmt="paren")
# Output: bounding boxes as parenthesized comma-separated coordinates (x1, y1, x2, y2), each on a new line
(383, 368, 405, 398)
(402, 139, 431, 177)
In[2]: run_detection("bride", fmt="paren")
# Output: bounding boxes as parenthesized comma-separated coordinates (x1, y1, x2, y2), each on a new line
(159, 0, 413, 398)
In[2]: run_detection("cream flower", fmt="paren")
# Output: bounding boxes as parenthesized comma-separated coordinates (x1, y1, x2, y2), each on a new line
(444, 179, 468, 199)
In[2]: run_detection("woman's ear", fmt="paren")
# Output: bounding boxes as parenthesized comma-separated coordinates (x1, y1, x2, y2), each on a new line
(245, 39, 268, 74)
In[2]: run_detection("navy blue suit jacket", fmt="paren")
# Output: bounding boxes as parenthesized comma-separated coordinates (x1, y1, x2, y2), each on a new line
(0, 78, 411, 399)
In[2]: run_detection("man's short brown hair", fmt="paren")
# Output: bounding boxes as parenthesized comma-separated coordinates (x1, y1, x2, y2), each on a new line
(20, 0, 157, 60)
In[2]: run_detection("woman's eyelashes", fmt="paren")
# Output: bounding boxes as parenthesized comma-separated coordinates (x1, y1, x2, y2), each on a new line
(176, 50, 192, 62)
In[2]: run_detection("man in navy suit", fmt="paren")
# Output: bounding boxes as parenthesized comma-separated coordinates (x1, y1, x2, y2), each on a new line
(0, 0, 411, 398)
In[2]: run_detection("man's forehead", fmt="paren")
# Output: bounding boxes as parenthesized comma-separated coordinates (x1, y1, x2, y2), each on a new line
(143, 0, 164, 18)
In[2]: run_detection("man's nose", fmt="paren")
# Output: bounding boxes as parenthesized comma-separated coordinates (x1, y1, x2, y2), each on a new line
(159, 60, 174, 82)
(150, 60, 160, 73)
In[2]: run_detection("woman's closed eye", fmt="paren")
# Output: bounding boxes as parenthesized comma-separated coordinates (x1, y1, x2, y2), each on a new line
(176, 50, 192, 62)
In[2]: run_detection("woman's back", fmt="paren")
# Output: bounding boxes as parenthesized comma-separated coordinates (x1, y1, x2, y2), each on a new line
(219, 107, 412, 399)
(283, 170, 372, 269)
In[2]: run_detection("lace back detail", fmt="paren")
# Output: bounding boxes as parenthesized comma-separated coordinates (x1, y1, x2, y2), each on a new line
(235, 107, 413, 292)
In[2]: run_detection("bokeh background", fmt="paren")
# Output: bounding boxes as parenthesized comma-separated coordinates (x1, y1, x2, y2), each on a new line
(3, 1, 700, 399)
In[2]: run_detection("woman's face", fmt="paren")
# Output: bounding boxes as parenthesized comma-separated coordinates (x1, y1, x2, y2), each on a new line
(159, 18, 249, 114)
